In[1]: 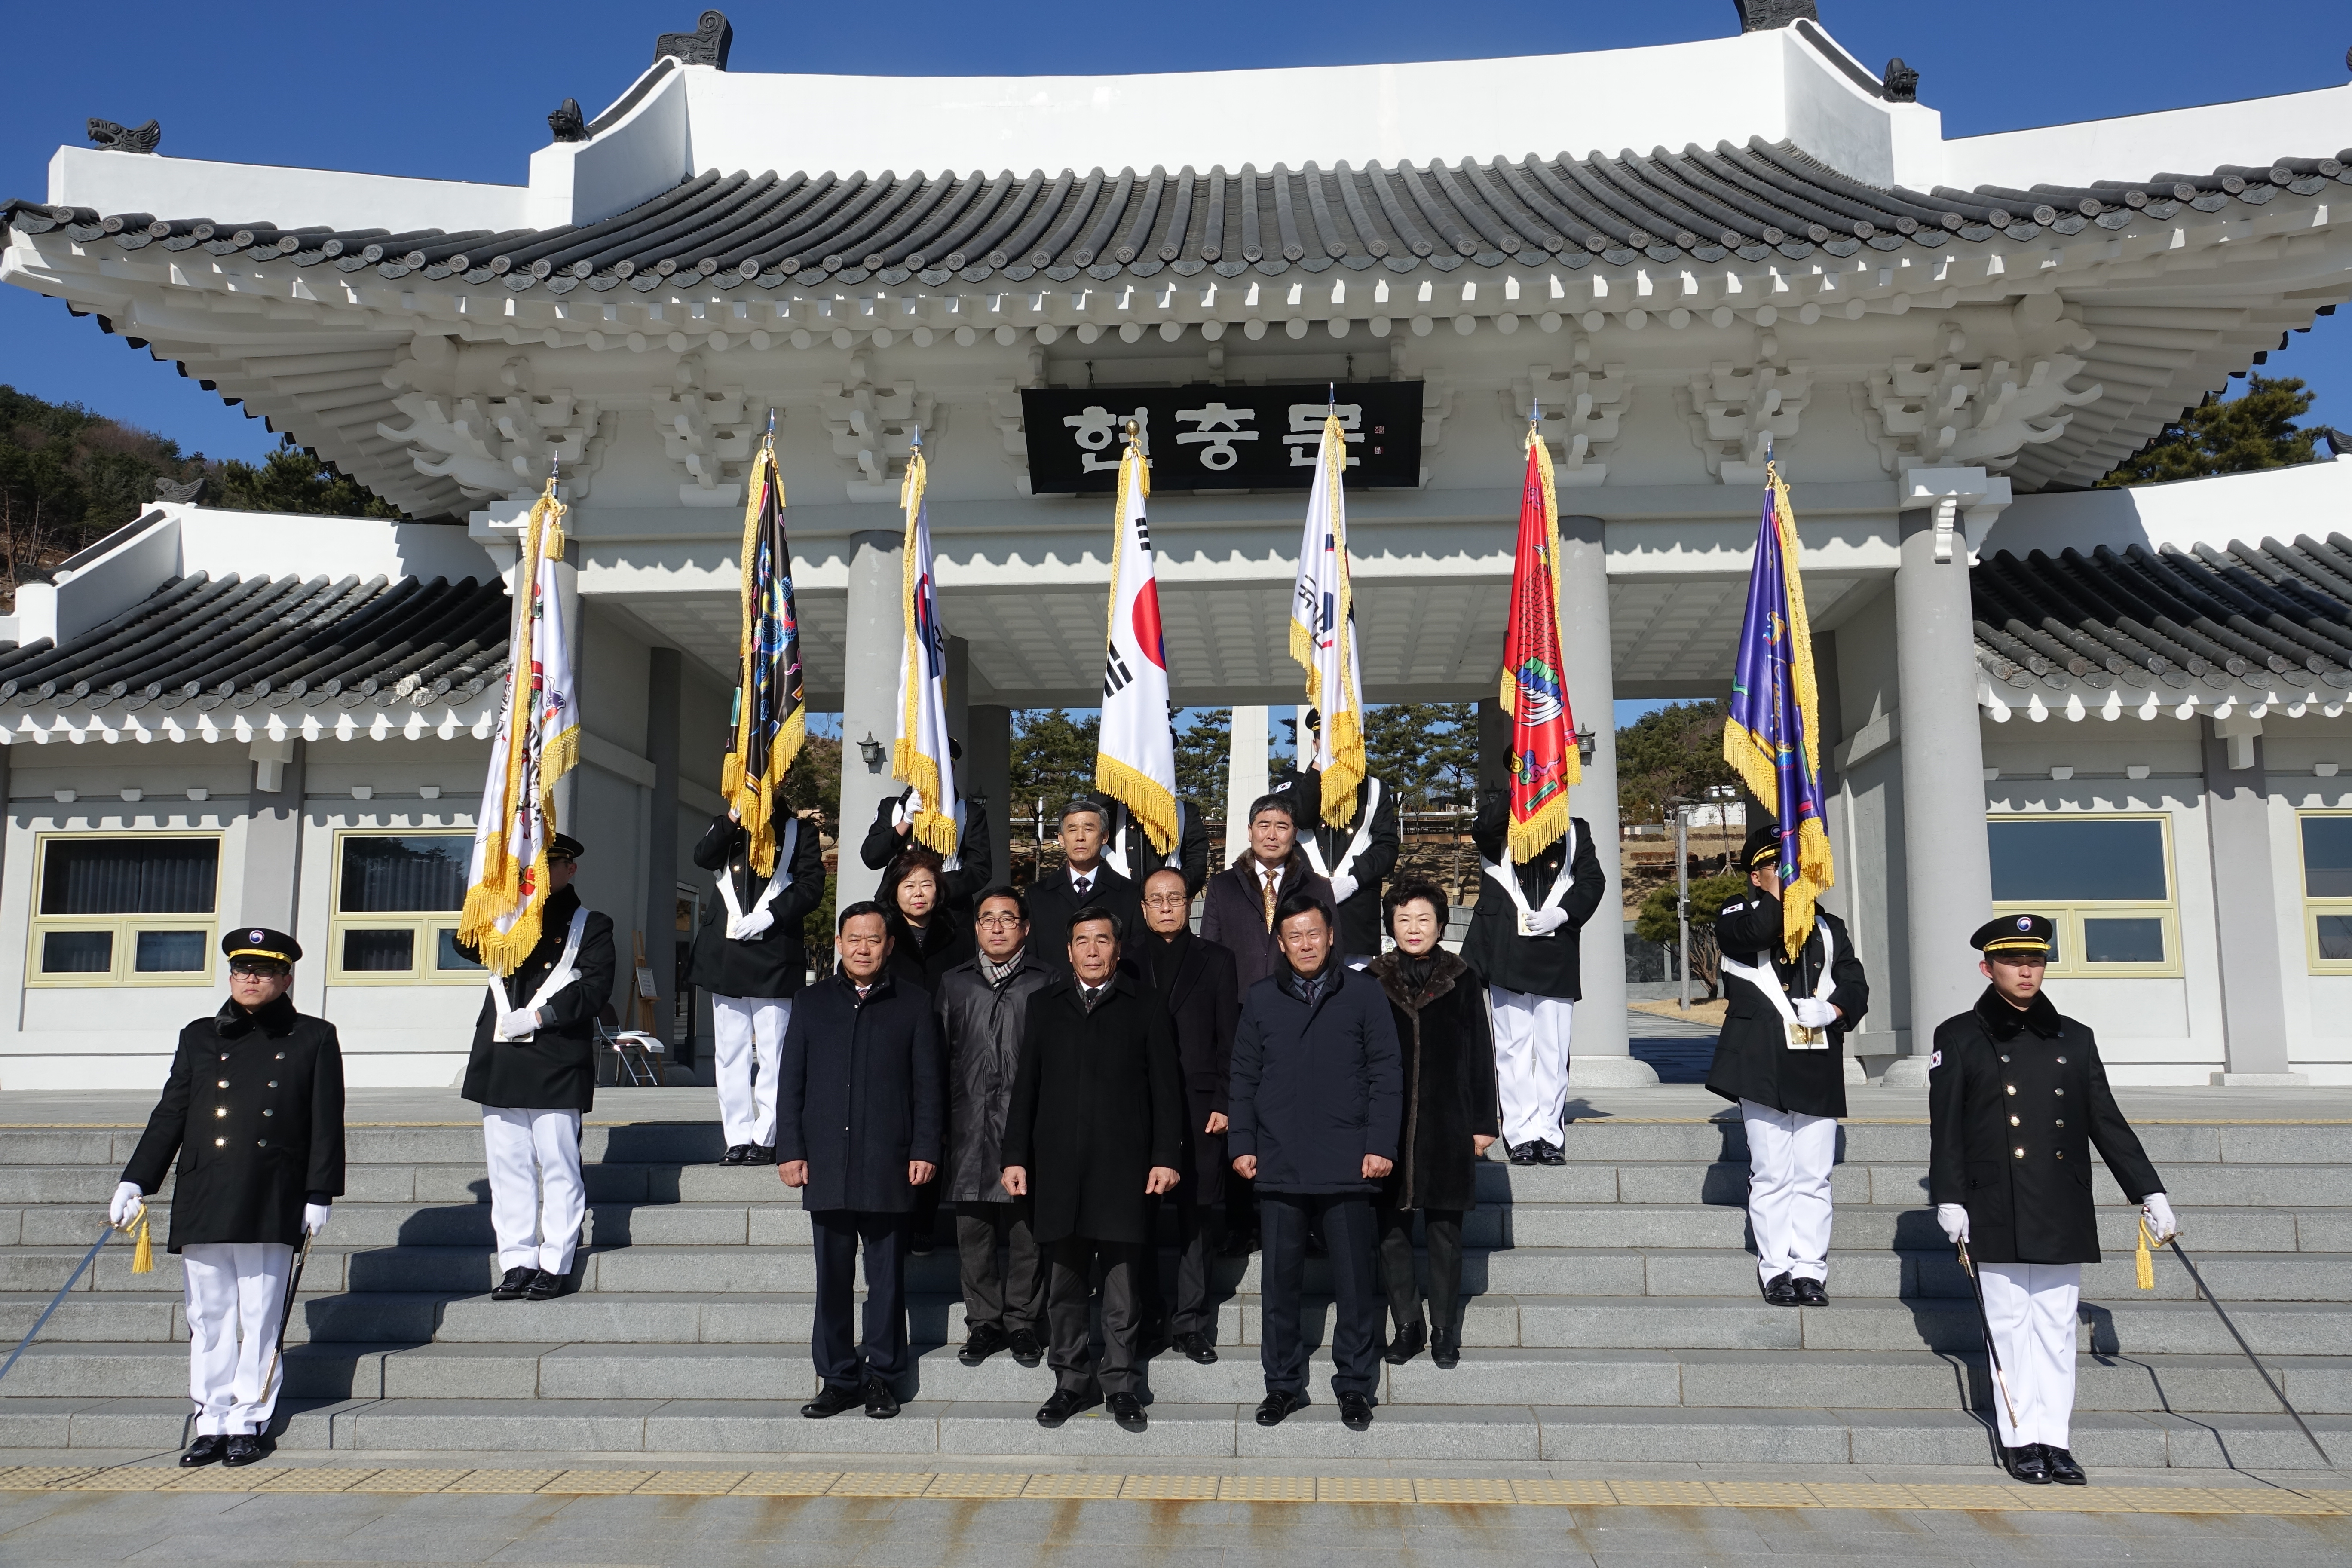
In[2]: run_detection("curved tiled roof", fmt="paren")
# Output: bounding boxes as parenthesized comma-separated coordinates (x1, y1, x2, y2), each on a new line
(1974, 533, 2352, 697)
(0, 571, 511, 716)
(11, 138, 2348, 292)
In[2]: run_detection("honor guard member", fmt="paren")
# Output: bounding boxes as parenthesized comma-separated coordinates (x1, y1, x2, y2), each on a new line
(1930, 915, 2179, 1486)
(1707, 822, 1870, 1306)
(1101, 796, 1213, 899)
(1462, 787, 1605, 1164)
(859, 738, 993, 921)
(1278, 708, 1401, 966)
(690, 806, 827, 1164)
(458, 832, 617, 1303)
(111, 928, 343, 1469)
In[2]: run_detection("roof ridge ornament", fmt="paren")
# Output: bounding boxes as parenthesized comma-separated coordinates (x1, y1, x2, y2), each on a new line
(86, 118, 160, 155)
(1884, 58, 1920, 103)
(548, 99, 586, 143)
(153, 475, 205, 504)
(655, 10, 732, 70)
(1733, 0, 1819, 30)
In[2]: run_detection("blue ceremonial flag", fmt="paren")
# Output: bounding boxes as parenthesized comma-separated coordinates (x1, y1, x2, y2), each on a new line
(1723, 456, 1833, 959)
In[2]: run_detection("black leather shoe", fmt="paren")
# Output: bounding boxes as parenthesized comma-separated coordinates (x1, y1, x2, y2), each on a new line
(1008, 1328, 1044, 1367)
(1255, 1389, 1309, 1427)
(1762, 1272, 1798, 1306)
(179, 1435, 227, 1467)
(750, 1145, 776, 1164)
(1036, 1388, 1097, 1428)
(523, 1269, 565, 1301)
(1174, 1331, 1218, 1365)
(1384, 1322, 1426, 1364)
(863, 1376, 901, 1419)
(1507, 1142, 1540, 1165)
(1537, 1141, 1566, 1166)
(721, 1144, 751, 1165)
(2041, 1445, 2086, 1485)
(1791, 1277, 1828, 1306)
(221, 1434, 264, 1467)
(1220, 1229, 1258, 1257)
(959, 1323, 1010, 1366)
(1107, 1392, 1147, 1433)
(1431, 1326, 1461, 1369)
(2003, 1443, 2052, 1484)
(490, 1266, 538, 1302)
(1338, 1391, 1375, 1431)
(801, 1382, 861, 1419)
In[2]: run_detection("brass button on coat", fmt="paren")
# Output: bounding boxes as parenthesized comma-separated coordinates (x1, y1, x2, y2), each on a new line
(214, 1137, 226, 1147)
(217, 1079, 229, 1089)
(2005, 1084, 2017, 1096)
(2055, 1149, 2066, 1159)
(2014, 1147, 2026, 1158)
(2009, 1115, 2021, 1127)
(214, 1107, 227, 1118)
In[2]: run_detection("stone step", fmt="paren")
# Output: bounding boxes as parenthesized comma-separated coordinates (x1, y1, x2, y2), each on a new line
(0, 1391, 2341, 1468)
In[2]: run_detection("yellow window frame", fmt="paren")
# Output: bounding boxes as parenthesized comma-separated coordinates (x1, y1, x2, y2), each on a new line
(2296, 810, 2352, 974)
(1988, 812, 2181, 978)
(26, 831, 221, 988)
(325, 829, 483, 986)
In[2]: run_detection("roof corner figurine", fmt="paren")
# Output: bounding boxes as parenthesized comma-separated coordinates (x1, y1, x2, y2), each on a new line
(86, 118, 160, 155)
(655, 10, 732, 70)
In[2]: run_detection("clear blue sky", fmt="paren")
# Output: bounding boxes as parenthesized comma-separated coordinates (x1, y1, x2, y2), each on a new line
(3, 2, 2347, 461)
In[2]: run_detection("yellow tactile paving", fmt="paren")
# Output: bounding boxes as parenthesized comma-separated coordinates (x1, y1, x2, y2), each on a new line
(0, 1465, 2340, 1515)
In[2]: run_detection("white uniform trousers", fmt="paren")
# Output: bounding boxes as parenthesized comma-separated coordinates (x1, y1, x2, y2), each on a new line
(1979, 1261, 2081, 1449)
(711, 995, 791, 1148)
(481, 1107, 586, 1275)
(1490, 987, 1574, 1148)
(1740, 1099, 1838, 1286)
(181, 1241, 294, 1436)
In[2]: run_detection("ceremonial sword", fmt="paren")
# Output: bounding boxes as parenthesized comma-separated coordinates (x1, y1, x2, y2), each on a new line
(259, 1232, 316, 1408)
(0, 1217, 128, 1384)
(2166, 1235, 2333, 1466)
(1955, 1238, 2022, 1437)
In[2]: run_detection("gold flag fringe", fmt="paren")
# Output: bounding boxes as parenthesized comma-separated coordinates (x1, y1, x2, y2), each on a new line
(894, 447, 957, 856)
(723, 441, 802, 876)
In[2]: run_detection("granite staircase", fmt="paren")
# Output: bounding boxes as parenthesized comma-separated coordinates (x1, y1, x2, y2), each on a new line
(2, 1113, 2347, 1465)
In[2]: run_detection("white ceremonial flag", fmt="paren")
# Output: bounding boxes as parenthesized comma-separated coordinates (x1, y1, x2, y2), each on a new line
(1094, 431, 1179, 852)
(1288, 409, 1368, 824)
(891, 435, 958, 855)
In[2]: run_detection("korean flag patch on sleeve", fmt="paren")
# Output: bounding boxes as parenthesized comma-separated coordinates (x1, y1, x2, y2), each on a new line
(1928, 1049, 1942, 1069)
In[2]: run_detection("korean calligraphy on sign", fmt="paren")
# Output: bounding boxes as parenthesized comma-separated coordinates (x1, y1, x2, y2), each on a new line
(1022, 382, 1422, 494)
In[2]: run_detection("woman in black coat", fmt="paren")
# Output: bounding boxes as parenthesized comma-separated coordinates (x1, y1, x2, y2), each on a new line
(1365, 881, 1499, 1368)
(881, 848, 975, 996)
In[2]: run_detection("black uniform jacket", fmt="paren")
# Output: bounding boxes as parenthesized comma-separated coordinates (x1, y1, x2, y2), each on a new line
(885, 907, 976, 1001)
(1023, 861, 1142, 977)
(1000, 971, 1185, 1246)
(1139, 928, 1242, 1207)
(122, 995, 346, 1253)
(1228, 965, 1404, 1195)
(1106, 799, 1213, 898)
(686, 812, 826, 999)
(1197, 850, 1336, 995)
(776, 968, 945, 1214)
(1367, 949, 1500, 1213)
(1462, 799, 1606, 999)
(934, 953, 1056, 1203)
(458, 886, 616, 1113)
(859, 788, 993, 918)
(1278, 767, 1402, 959)
(1705, 893, 1869, 1120)
(1928, 988, 2164, 1265)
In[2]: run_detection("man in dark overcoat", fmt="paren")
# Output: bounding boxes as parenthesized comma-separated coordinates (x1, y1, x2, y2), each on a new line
(1706, 822, 1870, 1307)
(1199, 793, 1335, 995)
(1276, 707, 1402, 966)
(1102, 796, 1213, 897)
(689, 806, 826, 1164)
(1022, 799, 1142, 977)
(1135, 866, 1242, 1363)
(1930, 914, 2177, 1486)
(1461, 790, 1605, 1164)
(113, 927, 343, 1469)
(457, 833, 616, 1303)
(1228, 893, 1403, 1432)
(777, 901, 944, 1421)
(858, 737, 992, 921)
(1001, 906, 1185, 1434)
(933, 885, 1055, 1369)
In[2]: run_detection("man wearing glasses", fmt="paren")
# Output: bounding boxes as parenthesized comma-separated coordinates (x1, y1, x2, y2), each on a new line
(457, 833, 617, 1304)
(113, 928, 343, 1468)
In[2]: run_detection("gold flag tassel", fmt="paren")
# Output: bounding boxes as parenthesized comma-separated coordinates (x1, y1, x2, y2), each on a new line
(130, 1206, 153, 1274)
(2135, 1213, 2156, 1291)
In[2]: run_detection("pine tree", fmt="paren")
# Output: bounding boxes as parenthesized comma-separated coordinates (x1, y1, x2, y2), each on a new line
(2098, 375, 2333, 487)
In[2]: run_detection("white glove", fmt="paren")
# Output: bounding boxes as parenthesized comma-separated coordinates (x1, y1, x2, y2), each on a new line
(302, 1203, 332, 1237)
(729, 907, 775, 941)
(1937, 1203, 1970, 1244)
(109, 1182, 144, 1228)
(2142, 1192, 2177, 1244)
(1525, 908, 1571, 937)
(1328, 873, 1359, 906)
(495, 1009, 536, 1041)
(1792, 998, 1839, 1028)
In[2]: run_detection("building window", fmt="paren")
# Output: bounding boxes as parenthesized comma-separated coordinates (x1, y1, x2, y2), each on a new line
(328, 832, 483, 985)
(1987, 814, 2178, 976)
(29, 834, 220, 986)
(2298, 813, 2352, 972)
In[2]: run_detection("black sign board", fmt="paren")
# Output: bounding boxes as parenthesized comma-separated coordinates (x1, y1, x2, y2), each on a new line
(1020, 381, 1423, 495)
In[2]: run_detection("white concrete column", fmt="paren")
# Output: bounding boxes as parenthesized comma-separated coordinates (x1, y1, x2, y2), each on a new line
(644, 647, 683, 1044)
(836, 529, 903, 908)
(2202, 720, 2304, 1084)
(1881, 499, 1995, 1087)
(1225, 706, 1270, 866)
(1558, 513, 1649, 1086)
(967, 703, 1012, 889)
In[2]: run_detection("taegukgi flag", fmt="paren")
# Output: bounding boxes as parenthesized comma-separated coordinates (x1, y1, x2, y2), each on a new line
(1093, 423, 1179, 852)
(721, 422, 806, 876)
(1287, 408, 1367, 824)
(458, 478, 580, 975)
(892, 432, 957, 856)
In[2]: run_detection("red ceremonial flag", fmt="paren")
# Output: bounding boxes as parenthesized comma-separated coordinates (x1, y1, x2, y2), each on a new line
(1499, 427, 1580, 863)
